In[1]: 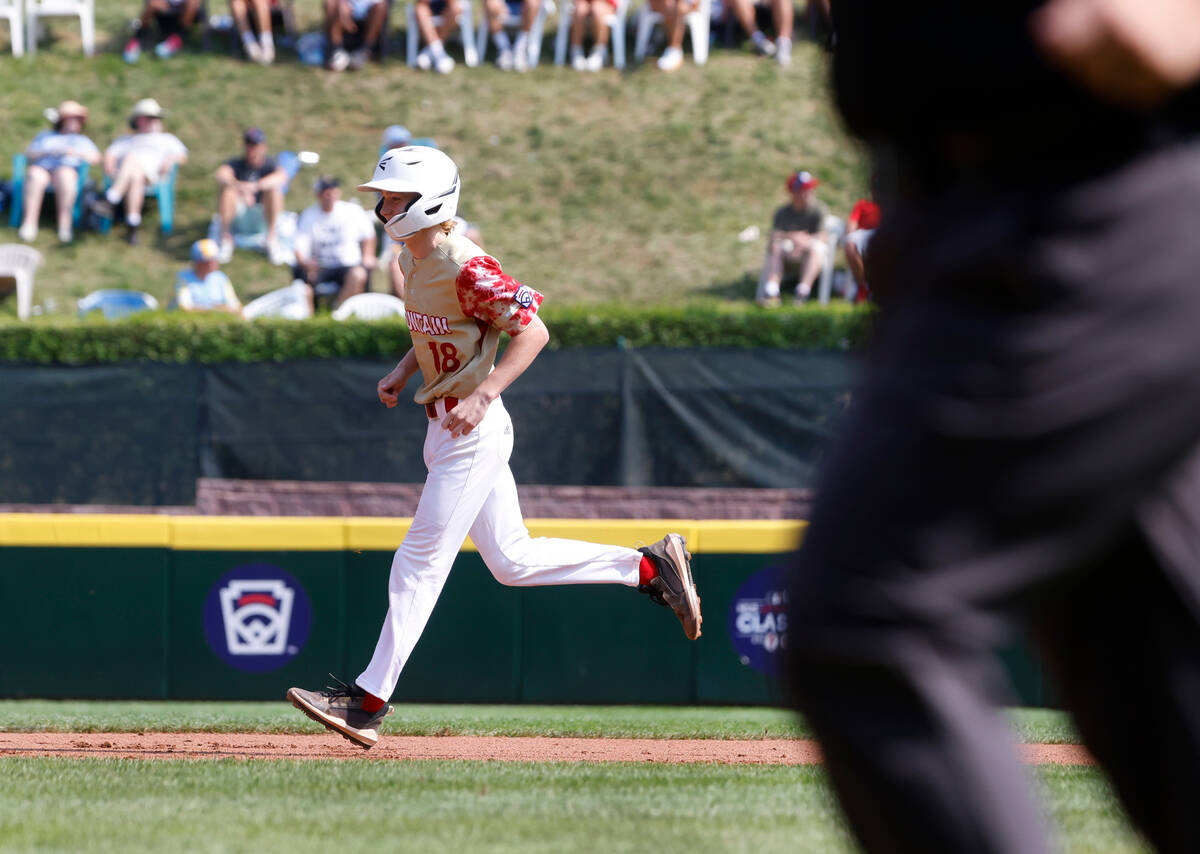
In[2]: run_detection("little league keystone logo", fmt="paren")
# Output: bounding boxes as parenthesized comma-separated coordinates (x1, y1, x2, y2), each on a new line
(728, 565, 789, 676)
(203, 564, 312, 673)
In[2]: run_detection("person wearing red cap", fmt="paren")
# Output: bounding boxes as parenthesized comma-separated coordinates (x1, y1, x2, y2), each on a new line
(756, 170, 830, 307)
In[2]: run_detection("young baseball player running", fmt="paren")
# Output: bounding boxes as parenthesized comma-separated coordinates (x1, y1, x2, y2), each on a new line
(288, 145, 702, 749)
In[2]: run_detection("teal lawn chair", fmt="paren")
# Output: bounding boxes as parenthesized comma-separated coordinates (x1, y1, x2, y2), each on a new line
(8, 153, 90, 230)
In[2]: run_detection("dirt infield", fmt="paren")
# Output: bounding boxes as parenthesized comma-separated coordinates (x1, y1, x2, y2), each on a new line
(0, 733, 1096, 764)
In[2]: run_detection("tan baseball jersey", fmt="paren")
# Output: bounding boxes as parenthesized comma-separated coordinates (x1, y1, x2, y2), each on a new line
(399, 232, 544, 405)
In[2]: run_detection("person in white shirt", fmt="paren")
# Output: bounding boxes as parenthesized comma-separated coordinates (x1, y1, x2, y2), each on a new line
(292, 175, 377, 309)
(94, 98, 188, 245)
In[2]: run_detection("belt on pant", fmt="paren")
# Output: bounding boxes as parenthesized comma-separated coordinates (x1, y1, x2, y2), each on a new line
(425, 396, 458, 419)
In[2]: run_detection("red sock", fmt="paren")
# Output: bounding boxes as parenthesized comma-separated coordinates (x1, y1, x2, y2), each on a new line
(361, 692, 386, 713)
(639, 555, 658, 586)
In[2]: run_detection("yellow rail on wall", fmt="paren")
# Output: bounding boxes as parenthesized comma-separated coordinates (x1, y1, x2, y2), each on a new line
(0, 514, 807, 554)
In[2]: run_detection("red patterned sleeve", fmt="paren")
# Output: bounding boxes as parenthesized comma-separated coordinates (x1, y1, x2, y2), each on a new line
(455, 255, 544, 335)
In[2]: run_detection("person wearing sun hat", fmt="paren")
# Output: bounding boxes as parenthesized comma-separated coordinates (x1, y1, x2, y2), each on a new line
(756, 168, 831, 307)
(173, 239, 242, 314)
(94, 98, 189, 245)
(17, 100, 101, 244)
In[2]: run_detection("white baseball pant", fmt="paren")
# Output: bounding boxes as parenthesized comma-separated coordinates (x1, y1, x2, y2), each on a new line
(356, 398, 642, 701)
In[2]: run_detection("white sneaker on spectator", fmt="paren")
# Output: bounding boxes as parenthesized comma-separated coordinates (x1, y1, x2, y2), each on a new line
(219, 236, 235, 263)
(513, 47, 529, 72)
(261, 34, 275, 64)
(349, 47, 370, 69)
(328, 47, 350, 71)
(267, 241, 288, 266)
(433, 53, 455, 73)
(18, 223, 36, 243)
(243, 37, 263, 63)
(587, 48, 605, 70)
(657, 47, 683, 71)
(58, 225, 73, 243)
(571, 48, 587, 71)
(496, 48, 514, 70)
(775, 37, 792, 67)
(750, 30, 775, 56)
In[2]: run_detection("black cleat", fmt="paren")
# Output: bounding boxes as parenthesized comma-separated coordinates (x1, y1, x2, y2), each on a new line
(287, 675, 392, 749)
(638, 533, 703, 639)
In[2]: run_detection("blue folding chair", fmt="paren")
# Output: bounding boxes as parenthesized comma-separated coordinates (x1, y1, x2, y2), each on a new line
(97, 163, 179, 236)
(8, 153, 90, 230)
(77, 289, 159, 320)
(276, 149, 302, 196)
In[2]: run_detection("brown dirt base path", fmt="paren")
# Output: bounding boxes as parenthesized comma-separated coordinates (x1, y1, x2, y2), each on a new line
(0, 733, 1096, 764)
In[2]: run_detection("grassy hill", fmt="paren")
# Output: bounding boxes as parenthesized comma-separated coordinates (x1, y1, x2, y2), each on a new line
(0, 1, 867, 316)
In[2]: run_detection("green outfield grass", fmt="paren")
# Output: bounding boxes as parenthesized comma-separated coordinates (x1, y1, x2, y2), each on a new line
(0, 701, 1080, 743)
(0, 759, 1148, 854)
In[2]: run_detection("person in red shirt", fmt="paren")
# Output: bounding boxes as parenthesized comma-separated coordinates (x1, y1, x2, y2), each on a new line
(844, 194, 881, 302)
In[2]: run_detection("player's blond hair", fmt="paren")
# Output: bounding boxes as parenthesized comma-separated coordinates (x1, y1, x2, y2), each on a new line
(438, 220, 456, 235)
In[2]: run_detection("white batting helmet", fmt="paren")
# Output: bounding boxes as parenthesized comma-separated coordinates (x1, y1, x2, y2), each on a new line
(357, 146, 460, 240)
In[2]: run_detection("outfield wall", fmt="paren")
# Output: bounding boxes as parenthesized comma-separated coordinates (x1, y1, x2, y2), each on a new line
(0, 515, 1049, 706)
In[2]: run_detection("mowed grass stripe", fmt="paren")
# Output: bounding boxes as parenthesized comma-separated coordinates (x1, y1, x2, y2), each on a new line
(0, 701, 1081, 743)
(0, 758, 1148, 854)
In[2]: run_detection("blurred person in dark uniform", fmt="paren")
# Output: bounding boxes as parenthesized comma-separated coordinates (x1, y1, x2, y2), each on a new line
(786, 1, 1200, 852)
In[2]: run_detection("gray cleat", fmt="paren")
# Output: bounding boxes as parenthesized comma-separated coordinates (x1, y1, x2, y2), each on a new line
(287, 676, 392, 749)
(638, 533, 703, 640)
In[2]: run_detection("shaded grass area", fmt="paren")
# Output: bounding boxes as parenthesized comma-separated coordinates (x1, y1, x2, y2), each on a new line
(0, 758, 1148, 854)
(0, 701, 1080, 743)
(0, 2, 867, 316)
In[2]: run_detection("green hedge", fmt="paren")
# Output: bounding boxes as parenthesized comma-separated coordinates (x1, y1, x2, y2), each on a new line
(0, 305, 875, 365)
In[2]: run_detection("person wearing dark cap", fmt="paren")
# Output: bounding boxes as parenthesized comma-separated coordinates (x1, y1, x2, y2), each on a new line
(756, 169, 830, 307)
(292, 176, 376, 309)
(786, 2, 1200, 853)
(214, 127, 289, 264)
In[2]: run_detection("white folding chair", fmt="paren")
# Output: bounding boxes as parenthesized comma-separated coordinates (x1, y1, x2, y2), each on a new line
(24, 0, 94, 56)
(406, 0, 479, 67)
(633, 0, 710, 65)
(0, 244, 42, 321)
(816, 214, 845, 305)
(331, 292, 406, 321)
(477, 0, 552, 67)
(242, 281, 314, 320)
(0, 0, 24, 55)
(553, 0, 627, 68)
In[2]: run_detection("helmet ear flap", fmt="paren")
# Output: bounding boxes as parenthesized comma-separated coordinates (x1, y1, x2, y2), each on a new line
(374, 197, 387, 225)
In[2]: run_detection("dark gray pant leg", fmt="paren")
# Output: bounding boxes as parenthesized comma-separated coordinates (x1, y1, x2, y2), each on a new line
(1040, 529, 1200, 854)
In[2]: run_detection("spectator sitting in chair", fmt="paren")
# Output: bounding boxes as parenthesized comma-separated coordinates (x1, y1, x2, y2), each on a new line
(756, 169, 829, 307)
(92, 99, 188, 246)
(483, 0, 538, 71)
(844, 192, 881, 303)
(565, 0, 613, 71)
(413, 0, 463, 74)
(17, 100, 101, 245)
(174, 239, 243, 314)
(647, 0, 698, 71)
(124, 0, 205, 62)
(293, 175, 376, 310)
(231, 0, 277, 64)
(325, 0, 388, 71)
(727, 0, 792, 67)
(215, 126, 288, 264)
